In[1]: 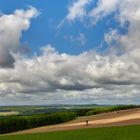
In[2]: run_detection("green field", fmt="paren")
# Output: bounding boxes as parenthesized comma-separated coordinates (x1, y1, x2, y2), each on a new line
(0, 125, 140, 140)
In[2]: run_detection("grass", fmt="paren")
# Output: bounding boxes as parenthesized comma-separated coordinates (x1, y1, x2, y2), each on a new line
(0, 125, 140, 140)
(0, 111, 19, 116)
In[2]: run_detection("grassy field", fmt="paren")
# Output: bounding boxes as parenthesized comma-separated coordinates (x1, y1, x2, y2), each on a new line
(0, 125, 139, 140)
(0, 111, 19, 116)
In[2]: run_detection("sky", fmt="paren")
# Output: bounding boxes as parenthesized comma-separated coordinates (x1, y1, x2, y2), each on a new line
(0, 0, 140, 105)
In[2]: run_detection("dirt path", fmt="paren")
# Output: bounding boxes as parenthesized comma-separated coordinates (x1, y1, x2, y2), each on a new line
(9, 108, 140, 135)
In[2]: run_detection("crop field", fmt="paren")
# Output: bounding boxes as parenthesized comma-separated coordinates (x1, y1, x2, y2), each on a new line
(0, 111, 19, 116)
(0, 125, 139, 140)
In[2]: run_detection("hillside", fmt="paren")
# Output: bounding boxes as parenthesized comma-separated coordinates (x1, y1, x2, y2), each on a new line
(9, 107, 140, 135)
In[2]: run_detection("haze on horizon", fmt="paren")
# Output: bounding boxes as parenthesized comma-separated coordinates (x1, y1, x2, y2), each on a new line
(0, 0, 140, 105)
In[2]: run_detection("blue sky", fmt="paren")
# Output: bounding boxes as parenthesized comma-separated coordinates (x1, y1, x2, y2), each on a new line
(0, 0, 118, 55)
(0, 0, 140, 105)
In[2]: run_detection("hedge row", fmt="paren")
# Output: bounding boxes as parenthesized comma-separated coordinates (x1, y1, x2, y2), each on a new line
(86, 105, 138, 116)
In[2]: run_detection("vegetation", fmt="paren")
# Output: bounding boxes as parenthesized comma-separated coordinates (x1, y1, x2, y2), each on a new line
(0, 112, 76, 134)
(86, 105, 138, 116)
(0, 104, 138, 116)
(0, 125, 140, 140)
(0, 104, 139, 134)
(0, 105, 97, 116)
(75, 109, 92, 116)
(0, 106, 75, 116)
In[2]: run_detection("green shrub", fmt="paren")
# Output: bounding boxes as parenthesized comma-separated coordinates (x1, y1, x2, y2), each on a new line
(75, 109, 93, 117)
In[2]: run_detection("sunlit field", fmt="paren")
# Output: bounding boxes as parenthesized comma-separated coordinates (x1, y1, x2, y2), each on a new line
(0, 125, 140, 140)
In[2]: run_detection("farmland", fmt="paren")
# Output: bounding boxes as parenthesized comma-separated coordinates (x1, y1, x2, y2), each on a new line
(0, 105, 139, 134)
(0, 104, 138, 116)
(0, 111, 19, 116)
(0, 125, 140, 140)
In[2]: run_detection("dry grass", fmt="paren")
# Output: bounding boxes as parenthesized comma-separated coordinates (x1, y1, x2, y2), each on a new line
(0, 111, 19, 116)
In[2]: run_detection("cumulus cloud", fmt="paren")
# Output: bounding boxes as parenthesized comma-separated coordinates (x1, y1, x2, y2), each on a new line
(0, 43, 140, 105)
(102, 0, 140, 54)
(0, 6, 39, 68)
(1, 1, 140, 105)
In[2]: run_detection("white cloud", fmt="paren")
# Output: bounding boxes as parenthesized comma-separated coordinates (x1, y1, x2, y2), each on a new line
(1, 2, 140, 105)
(78, 33, 87, 45)
(66, 0, 91, 22)
(0, 6, 39, 68)
(65, 33, 87, 46)
(0, 43, 140, 105)
(102, 0, 140, 53)
(57, 0, 91, 29)
(89, 0, 119, 24)
(63, 0, 119, 25)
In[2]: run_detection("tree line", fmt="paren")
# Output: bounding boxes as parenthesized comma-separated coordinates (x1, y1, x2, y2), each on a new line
(0, 112, 76, 134)
(75, 105, 138, 116)
(86, 105, 138, 116)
